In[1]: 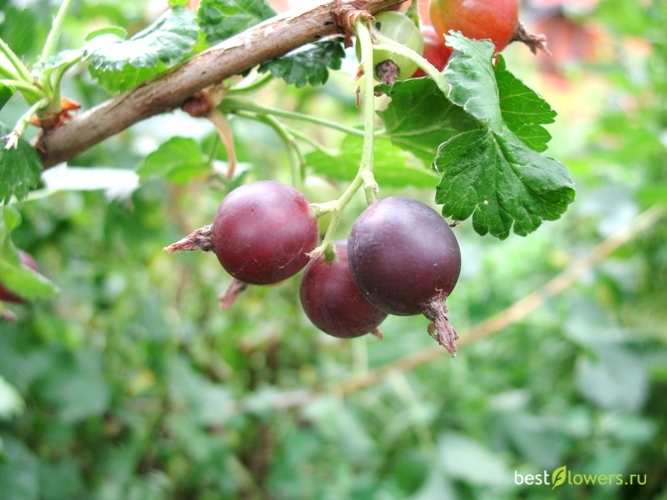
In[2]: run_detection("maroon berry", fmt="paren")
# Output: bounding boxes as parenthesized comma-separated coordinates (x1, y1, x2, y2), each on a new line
(0, 250, 40, 304)
(300, 240, 388, 338)
(211, 181, 319, 285)
(348, 197, 461, 354)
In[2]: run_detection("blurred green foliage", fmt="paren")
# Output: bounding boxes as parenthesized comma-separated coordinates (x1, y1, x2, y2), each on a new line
(1, 0, 666, 498)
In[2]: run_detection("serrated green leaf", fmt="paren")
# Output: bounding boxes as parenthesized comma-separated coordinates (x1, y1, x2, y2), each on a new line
(434, 129, 575, 239)
(0, 122, 42, 204)
(377, 78, 479, 165)
(432, 33, 574, 238)
(495, 55, 556, 152)
(258, 40, 345, 88)
(444, 33, 502, 131)
(198, 0, 276, 45)
(0, 206, 59, 300)
(0, 84, 14, 112)
(86, 7, 198, 92)
(305, 135, 439, 188)
(137, 137, 211, 184)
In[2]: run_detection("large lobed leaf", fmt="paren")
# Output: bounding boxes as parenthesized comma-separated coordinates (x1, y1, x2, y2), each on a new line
(377, 78, 479, 165)
(258, 40, 346, 88)
(434, 129, 575, 238)
(430, 33, 575, 239)
(198, 0, 276, 45)
(86, 6, 199, 92)
(495, 56, 556, 153)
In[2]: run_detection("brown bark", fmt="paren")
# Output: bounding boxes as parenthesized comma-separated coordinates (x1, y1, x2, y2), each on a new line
(37, 0, 403, 168)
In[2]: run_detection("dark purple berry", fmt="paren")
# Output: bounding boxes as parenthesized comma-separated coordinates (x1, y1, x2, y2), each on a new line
(212, 181, 319, 285)
(348, 197, 461, 354)
(300, 240, 387, 339)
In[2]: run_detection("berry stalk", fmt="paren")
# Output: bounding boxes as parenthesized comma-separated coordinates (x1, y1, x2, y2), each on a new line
(221, 99, 366, 139)
(310, 18, 381, 261)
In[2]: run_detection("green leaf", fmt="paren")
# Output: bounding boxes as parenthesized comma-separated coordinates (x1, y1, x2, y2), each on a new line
(137, 137, 211, 184)
(495, 55, 556, 152)
(258, 40, 346, 88)
(305, 135, 439, 188)
(0, 84, 14, 112)
(86, 7, 199, 92)
(434, 129, 575, 239)
(443, 33, 503, 132)
(198, 0, 276, 45)
(432, 34, 575, 238)
(0, 206, 60, 300)
(377, 78, 479, 165)
(0, 7, 40, 58)
(0, 122, 42, 205)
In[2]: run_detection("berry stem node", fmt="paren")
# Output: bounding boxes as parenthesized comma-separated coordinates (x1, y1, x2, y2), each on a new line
(511, 23, 550, 55)
(164, 224, 214, 253)
(218, 279, 249, 310)
(422, 297, 459, 357)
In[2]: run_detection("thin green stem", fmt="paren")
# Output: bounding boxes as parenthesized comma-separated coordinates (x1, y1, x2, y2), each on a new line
(373, 33, 452, 97)
(0, 38, 32, 83)
(357, 19, 379, 205)
(0, 63, 20, 80)
(315, 172, 364, 261)
(0, 79, 44, 101)
(226, 72, 274, 96)
(3, 98, 49, 149)
(312, 19, 380, 260)
(283, 125, 337, 156)
(40, 0, 75, 64)
(221, 98, 365, 138)
(45, 52, 83, 112)
(244, 112, 305, 190)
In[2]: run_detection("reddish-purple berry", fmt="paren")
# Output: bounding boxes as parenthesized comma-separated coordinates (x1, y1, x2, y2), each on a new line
(212, 181, 319, 285)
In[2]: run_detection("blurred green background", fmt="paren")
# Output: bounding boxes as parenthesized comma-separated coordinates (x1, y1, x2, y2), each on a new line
(1, 0, 666, 498)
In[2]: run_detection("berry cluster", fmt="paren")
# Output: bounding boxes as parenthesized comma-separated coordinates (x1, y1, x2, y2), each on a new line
(202, 181, 462, 355)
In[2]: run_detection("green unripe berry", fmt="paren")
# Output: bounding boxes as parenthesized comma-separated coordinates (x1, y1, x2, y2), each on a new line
(356, 11, 424, 81)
